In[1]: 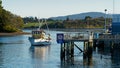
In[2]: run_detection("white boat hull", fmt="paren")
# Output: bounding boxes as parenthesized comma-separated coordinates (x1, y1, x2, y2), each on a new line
(29, 37, 51, 46)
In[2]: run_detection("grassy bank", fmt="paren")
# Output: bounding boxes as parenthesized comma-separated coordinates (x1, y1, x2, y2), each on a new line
(23, 22, 41, 28)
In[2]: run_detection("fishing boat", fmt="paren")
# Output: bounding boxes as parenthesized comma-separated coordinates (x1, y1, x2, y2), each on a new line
(29, 19, 51, 46)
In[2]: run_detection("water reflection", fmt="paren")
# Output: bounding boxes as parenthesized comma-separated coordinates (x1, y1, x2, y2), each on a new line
(0, 45, 3, 67)
(1, 29, 120, 68)
(60, 46, 120, 68)
(60, 55, 93, 68)
(30, 45, 50, 61)
(0, 35, 27, 44)
(83, 55, 93, 67)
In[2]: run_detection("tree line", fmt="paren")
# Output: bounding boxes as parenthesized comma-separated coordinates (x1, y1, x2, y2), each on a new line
(23, 16, 111, 29)
(0, 0, 24, 32)
(62, 16, 112, 28)
(23, 17, 38, 23)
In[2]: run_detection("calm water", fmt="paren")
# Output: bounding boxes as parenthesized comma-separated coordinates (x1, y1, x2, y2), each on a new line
(0, 29, 119, 68)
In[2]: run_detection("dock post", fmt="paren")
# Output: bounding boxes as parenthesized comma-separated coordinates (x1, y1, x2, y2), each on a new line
(83, 32, 93, 66)
(69, 41, 74, 64)
(61, 41, 74, 65)
(88, 41, 93, 66)
(87, 32, 93, 66)
(83, 41, 88, 59)
(83, 41, 88, 65)
(66, 42, 69, 63)
(70, 42, 74, 64)
(60, 43, 65, 62)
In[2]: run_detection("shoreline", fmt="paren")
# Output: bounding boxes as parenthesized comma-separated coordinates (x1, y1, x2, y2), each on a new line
(24, 28, 104, 32)
(0, 32, 31, 36)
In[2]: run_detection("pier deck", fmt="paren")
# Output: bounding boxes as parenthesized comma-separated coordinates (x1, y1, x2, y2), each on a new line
(57, 32, 90, 43)
(57, 32, 93, 65)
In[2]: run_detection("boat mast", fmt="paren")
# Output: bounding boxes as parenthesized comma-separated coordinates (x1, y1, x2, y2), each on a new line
(45, 19, 49, 32)
(38, 17, 42, 30)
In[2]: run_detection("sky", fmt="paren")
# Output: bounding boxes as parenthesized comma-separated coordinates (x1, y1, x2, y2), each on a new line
(2, 0, 120, 18)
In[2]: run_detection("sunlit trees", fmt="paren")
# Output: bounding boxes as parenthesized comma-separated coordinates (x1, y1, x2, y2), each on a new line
(1, 9, 24, 32)
(0, 0, 4, 31)
(0, 0, 24, 32)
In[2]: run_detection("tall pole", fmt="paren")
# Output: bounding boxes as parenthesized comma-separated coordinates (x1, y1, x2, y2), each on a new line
(105, 9, 107, 33)
(113, 0, 115, 14)
(38, 17, 41, 30)
(112, 0, 115, 23)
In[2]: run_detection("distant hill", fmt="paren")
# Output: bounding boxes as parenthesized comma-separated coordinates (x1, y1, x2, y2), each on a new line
(49, 12, 112, 20)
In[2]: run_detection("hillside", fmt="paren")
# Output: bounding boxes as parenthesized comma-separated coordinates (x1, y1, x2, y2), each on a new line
(50, 12, 112, 20)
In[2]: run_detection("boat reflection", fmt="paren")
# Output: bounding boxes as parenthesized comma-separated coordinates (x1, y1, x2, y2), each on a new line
(30, 45, 50, 61)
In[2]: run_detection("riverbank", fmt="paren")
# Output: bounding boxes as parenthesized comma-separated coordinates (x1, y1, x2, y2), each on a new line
(49, 28, 104, 32)
(0, 32, 31, 36)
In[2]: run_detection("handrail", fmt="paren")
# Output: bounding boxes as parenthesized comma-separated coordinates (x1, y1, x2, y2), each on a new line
(63, 32, 89, 41)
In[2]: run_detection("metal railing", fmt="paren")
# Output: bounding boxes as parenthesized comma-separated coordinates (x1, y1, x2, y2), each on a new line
(98, 34, 120, 40)
(63, 32, 89, 41)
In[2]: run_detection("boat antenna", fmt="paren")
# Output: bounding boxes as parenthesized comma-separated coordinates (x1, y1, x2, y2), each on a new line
(45, 19, 49, 32)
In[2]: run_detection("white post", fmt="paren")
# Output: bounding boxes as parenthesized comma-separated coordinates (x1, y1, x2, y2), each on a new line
(105, 9, 107, 33)
(113, 0, 115, 14)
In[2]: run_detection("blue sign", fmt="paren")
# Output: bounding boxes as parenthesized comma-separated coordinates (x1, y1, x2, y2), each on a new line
(57, 33, 64, 44)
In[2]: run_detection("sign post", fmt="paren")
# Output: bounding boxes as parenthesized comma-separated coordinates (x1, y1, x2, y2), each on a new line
(57, 33, 64, 44)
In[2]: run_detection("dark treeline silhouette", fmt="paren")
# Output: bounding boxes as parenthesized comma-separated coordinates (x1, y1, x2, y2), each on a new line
(23, 17, 56, 23)
(23, 17, 38, 23)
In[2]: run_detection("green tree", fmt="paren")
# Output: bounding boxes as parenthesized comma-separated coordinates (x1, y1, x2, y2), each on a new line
(85, 16, 92, 21)
(84, 16, 92, 28)
(0, 0, 24, 32)
(0, 9, 24, 32)
(0, 0, 3, 31)
(0, 0, 2, 14)
(1, 9, 16, 32)
(66, 16, 70, 21)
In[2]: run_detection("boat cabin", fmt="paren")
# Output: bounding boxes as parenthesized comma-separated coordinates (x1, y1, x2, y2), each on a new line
(32, 30, 46, 39)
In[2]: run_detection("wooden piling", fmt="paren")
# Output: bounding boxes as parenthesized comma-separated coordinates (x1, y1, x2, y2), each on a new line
(83, 42, 87, 59)
(60, 43, 64, 62)
(88, 42, 93, 66)
(71, 42, 74, 64)
(83, 41, 93, 66)
(60, 41, 75, 64)
(66, 42, 70, 62)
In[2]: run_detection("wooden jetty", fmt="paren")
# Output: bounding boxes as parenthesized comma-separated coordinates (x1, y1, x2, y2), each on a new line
(94, 33, 120, 61)
(57, 32, 120, 65)
(57, 32, 94, 65)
